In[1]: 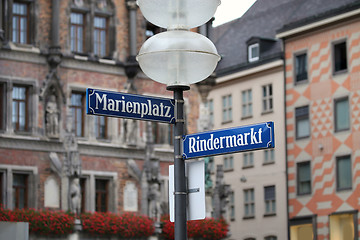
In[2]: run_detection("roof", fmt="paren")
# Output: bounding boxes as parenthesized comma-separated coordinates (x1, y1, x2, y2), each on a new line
(212, 0, 299, 76)
(212, 0, 360, 76)
(278, 0, 360, 34)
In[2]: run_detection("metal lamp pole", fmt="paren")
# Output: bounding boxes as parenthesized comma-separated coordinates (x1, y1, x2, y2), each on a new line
(168, 86, 189, 240)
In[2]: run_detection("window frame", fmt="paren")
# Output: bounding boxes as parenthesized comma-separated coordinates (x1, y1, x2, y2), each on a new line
(222, 94, 232, 123)
(295, 105, 310, 139)
(262, 84, 273, 113)
(248, 43, 259, 62)
(297, 161, 311, 196)
(95, 115, 108, 140)
(223, 155, 234, 171)
(243, 188, 255, 219)
(0, 83, 6, 131)
(70, 91, 86, 137)
(294, 52, 308, 83)
(70, 12, 86, 54)
(12, 85, 30, 133)
(243, 152, 254, 169)
(334, 97, 350, 132)
(242, 89, 252, 119)
(95, 178, 109, 212)
(229, 191, 235, 221)
(6, 0, 35, 45)
(332, 39, 348, 74)
(263, 149, 275, 165)
(93, 15, 109, 57)
(12, 173, 29, 209)
(336, 155, 352, 191)
(264, 185, 276, 216)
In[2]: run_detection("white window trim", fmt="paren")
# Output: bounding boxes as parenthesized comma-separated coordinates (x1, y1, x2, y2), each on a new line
(248, 43, 259, 62)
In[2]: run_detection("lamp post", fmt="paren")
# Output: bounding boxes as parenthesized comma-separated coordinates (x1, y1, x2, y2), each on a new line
(136, 1, 221, 239)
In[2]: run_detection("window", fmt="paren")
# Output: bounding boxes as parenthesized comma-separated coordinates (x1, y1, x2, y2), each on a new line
(95, 116, 107, 139)
(336, 155, 352, 191)
(245, 238, 256, 240)
(290, 216, 315, 240)
(93, 16, 107, 57)
(333, 41, 347, 73)
(12, 2, 29, 44)
(295, 53, 307, 82)
(295, 106, 310, 139)
(264, 149, 275, 164)
(0, 83, 5, 131)
(229, 192, 235, 220)
(95, 179, 109, 212)
(70, 92, 85, 137)
(329, 212, 356, 240)
(242, 89, 252, 118)
(244, 189, 255, 218)
(80, 178, 86, 213)
(243, 152, 254, 168)
(152, 122, 173, 145)
(12, 86, 29, 132)
(262, 84, 273, 112)
(265, 236, 277, 240)
(13, 173, 28, 209)
(70, 12, 85, 53)
(222, 95, 232, 123)
(224, 155, 234, 171)
(248, 43, 259, 62)
(206, 99, 214, 127)
(264, 186, 276, 215)
(334, 97, 350, 132)
(297, 161, 311, 195)
(0, 172, 3, 206)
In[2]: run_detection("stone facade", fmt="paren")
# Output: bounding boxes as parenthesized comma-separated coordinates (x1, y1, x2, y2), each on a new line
(0, 0, 201, 219)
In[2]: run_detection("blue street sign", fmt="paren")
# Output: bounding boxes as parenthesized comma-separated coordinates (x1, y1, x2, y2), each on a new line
(86, 88, 175, 123)
(183, 122, 275, 159)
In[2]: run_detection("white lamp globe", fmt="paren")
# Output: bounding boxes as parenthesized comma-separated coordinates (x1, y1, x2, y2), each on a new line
(136, 30, 220, 87)
(137, 0, 221, 29)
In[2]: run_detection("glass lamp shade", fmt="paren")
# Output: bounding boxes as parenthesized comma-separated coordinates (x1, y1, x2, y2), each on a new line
(136, 30, 221, 87)
(137, 0, 221, 29)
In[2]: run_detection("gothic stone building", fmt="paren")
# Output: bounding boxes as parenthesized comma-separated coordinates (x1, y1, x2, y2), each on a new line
(0, 0, 201, 217)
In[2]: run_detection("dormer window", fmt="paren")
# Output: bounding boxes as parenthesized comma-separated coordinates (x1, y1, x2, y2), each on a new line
(248, 43, 259, 62)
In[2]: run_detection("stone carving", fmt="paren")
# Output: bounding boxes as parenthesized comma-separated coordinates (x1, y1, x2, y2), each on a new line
(46, 95, 59, 138)
(74, 0, 84, 7)
(124, 181, 138, 212)
(148, 182, 161, 222)
(70, 178, 81, 215)
(124, 119, 137, 145)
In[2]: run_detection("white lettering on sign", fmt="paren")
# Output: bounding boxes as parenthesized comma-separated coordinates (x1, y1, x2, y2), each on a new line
(188, 128, 263, 154)
(94, 92, 172, 118)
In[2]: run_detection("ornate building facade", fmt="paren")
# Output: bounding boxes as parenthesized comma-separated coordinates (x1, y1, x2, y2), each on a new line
(277, 1, 360, 239)
(0, 0, 201, 218)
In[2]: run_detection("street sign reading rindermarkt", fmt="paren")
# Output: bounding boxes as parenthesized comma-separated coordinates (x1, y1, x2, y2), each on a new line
(86, 88, 175, 123)
(183, 122, 275, 159)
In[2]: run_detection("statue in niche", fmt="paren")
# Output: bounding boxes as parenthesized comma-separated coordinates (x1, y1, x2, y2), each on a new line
(70, 178, 81, 215)
(46, 95, 59, 138)
(148, 182, 161, 222)
(124, 118, 137, 145)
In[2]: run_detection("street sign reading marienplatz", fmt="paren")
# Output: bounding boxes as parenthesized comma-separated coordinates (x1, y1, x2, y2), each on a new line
(86, 88, 175, 123)
(183, 122, 275, 159)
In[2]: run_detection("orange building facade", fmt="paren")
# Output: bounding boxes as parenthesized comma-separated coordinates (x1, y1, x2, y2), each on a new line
(279, 8, 360, 240)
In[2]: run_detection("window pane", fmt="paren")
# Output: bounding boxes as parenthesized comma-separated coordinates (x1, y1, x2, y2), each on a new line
(334, 42, 347, 72)
(337, 156, 352, 190)
(335, 98, 350, 131)
(298, 162, 311, 194)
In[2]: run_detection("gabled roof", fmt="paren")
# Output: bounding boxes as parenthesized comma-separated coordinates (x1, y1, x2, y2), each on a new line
(212, 0, 299, 76)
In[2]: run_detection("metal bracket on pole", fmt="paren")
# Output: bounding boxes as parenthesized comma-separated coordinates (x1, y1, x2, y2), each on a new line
(187, 188, 200, 194)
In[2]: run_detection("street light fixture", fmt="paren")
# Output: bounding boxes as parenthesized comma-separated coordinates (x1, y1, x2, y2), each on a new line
(136, 1, 220, 239)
